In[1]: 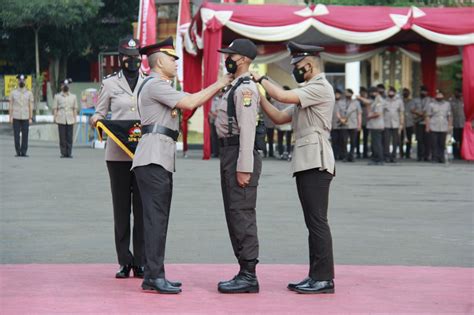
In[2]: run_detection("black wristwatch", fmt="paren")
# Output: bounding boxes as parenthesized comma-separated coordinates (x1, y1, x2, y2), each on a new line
(257, 75, 268, 84)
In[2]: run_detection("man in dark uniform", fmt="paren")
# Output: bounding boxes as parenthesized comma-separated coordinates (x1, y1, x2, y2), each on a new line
(132, 37, 231, 294)
(252, 42, 336, 294)
(215, 39, 262, 294)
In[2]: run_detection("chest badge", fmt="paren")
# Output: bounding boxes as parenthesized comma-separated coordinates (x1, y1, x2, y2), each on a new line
(171, 109, 179, 118)
(242, 90, 253, 107)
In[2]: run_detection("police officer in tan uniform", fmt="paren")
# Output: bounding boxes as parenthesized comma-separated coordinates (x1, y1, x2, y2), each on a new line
(450, 88, 465, 159)
(131, 37, 231, 294)
(337, 88, 361, 162)
(52, 79, 78, 158)
(9, 74, 33, 157)
(252, 42, 336, 294)
(91, 36, 146, 279)
(426, 89, 452, 163)
(214, 39, 261, 294)
(360, 87, 385, 165)
(413, 86, 432, 161)
(401, 88, 416, 159)
(383, 86, 404, 163)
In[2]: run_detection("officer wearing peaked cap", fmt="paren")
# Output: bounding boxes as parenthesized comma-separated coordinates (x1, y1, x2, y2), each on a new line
(132, 36, 232, 294)
(251, 41, 336, 294)
(91, 36, 147, 280)
(215, 38, 262, 294)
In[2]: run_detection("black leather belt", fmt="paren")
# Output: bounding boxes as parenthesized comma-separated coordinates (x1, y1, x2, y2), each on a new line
(141, 124, 179, 141)
(219, 135, 240, 147)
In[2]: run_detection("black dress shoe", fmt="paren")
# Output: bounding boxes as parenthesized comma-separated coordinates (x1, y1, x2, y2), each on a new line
(218, 271, 259, 294)
(293, 279, 335, 294)
(142, 278, 181, 294)
(133, 266, 145, 278)
(115, 265, 132, 279)
(287, 277, 311, 291)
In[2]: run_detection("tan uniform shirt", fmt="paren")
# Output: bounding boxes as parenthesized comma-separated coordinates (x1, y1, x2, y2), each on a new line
(93, 71, 146, 161)
(52, 92, 78, 125)
(404, 98, 416, 128)
(338, 98, 361, 129)
(331, 99, 342, 130)
(427, 100, 451, 132)
(450, 97, 465, 129)
(289, 73, 335, 175)
(274, 100, 293, 131)
(383, 97, 404, 128)
(215, 73, 260, 173)
(367, 96, 385, 130)
(132, 71, 186, 173)
(9, 88, 33, 120)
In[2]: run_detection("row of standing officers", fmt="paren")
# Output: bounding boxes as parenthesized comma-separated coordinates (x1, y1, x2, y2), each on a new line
(330, 84, 465, 164)
(91, 36, 337, 295)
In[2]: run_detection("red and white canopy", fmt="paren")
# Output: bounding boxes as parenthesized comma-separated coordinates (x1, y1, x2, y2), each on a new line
(180, 3, 474, 160)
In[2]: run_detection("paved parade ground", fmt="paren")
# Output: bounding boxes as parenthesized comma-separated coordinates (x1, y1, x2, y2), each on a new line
(1, 134, 473, 314)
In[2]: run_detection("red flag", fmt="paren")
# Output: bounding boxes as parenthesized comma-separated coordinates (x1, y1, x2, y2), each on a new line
(137, 0, 157, 73)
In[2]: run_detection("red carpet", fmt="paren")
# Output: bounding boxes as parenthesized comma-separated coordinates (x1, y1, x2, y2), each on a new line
(0, 264, 472, 314)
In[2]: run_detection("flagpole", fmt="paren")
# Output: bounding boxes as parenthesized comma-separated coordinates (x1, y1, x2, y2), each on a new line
(137, 0, 143, 39)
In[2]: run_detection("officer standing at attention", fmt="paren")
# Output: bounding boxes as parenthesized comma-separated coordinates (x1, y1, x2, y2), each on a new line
(425, 89, 452, 163)
(9, 74, 33, 157)
(251, 42, 336, 294)
(360, 87, 385, 165)
(132, 37, 232, 294)
(382, 86, 404, 163)
(52, 79, 78, 158)
(214, 39, 262, 294)
(449, 88, 465, 159)
(91, 36, 146, 279)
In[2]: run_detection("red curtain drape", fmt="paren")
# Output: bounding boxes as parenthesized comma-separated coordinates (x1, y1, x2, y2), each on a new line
(420, 43, 438, 97)
(461, 45, 474, 160)
(181, 50, 203, 153)
(202, 18, 223, 160)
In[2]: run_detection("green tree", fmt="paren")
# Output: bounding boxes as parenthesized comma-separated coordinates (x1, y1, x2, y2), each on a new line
(1, 0, 101, 106)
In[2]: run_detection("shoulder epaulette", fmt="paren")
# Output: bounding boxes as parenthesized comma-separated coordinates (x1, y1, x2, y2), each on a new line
(103, 72, 117, 80)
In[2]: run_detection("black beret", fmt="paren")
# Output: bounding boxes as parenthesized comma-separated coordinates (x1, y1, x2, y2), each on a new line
(218, 38, 257, 60)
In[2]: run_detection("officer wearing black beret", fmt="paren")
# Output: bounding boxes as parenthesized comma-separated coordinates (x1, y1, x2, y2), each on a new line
(252, 41, 336, 294)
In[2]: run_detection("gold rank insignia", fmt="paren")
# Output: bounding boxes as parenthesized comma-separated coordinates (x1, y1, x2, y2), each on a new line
(242, 90, 253, 107)
(171, 109, 179, 118)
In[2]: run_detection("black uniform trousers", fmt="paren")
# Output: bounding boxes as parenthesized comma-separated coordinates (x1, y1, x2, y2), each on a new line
(341, 129, 357, 161)
(58, 123, 74, 157)
(220, 145, 261, 263)
(265, 128, 275, 157)
(330, 129, 343, 160)
(210, 122, 220, 157)
(277, 130, 292, 156)
(295, 168, 334, 280)
(370, 129, 384, 162)
(452, 127, 463, 159)
(106, 161, 144, 267)
(431, 132, 447, 163)
(415, 123, 432, 161)
(134, 164, 173, 279)
(383, 128, 400, 160)
(355, 126, 370, 158)
(400, 126, 414, 158)
(13, 119, 29, 156)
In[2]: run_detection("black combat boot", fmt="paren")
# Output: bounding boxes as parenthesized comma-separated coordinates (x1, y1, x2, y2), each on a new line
(218, 259, 259, 294)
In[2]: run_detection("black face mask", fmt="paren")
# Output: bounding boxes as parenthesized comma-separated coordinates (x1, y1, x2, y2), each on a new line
(436, 97, 443, 102)
(292, 64, 308, 83)
(62, 86, 69, 93)
(19, 82, 25, 88)
(388, 93, 395, 98)
(403, 93, 409, 98)
(122, 57, 141, 72)
(225, 56, 241, 74)
(370, 94, 376, 99)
